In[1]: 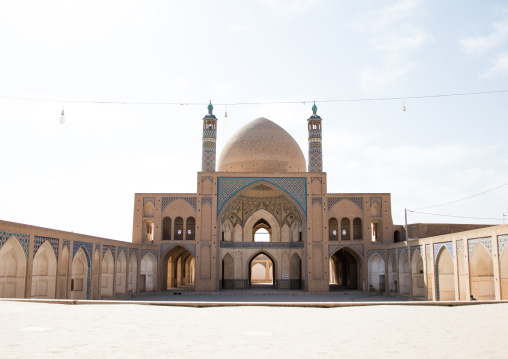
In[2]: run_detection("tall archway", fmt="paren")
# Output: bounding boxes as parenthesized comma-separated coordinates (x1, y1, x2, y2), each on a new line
(31, 241, 57, 299)
(501, 248, 508, 300)
(469, 244, 494, 300)
(249, 252, 275, 288)
(115, 251, 127, 295)
(0, 236, 26, 298)
(398, 251, 410, 295)
(368, 254, 385, 292)
(388, 253, 396, 292)
(411, 250, 425, 298)
(436, 247, 455, 301)
(71, 248, 90, 300)
(101, 249, 114, 298)
(222, 253, 234, 289)
(289, 253, 302, 289)
(162, 246, 195, 291)
(329, 247, 362, 290)
(128, 252, 137, 292)
(140, 253, 157, 292)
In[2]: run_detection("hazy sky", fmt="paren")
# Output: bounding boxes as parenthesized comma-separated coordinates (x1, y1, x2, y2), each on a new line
(1, 0, 507, 242)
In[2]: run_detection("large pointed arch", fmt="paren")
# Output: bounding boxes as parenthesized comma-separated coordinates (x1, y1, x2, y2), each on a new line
(329, 246, 363, 290)
(101, 249, 114, 298)
(0, 236, 27, 298)
(411, 249, 425, 298)
(469, 243, 494, 300)
(368, 253, 385, 292)
(71, 247, 90, 300)
(247, 250, 277, 287)
(140, 253, 157, 292)
(31, 241, 57, 299)
(162, 245, 195, 291)
(435, 247, 455, 301)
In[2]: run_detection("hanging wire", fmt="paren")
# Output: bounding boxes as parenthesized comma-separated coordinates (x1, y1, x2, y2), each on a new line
(1, 89, 507, 106)
(410, 181, 508, 211)
(407, 210, 505, 222)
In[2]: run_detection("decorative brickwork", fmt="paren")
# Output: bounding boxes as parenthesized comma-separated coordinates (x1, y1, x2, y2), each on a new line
(410, 245, 423, 260)
(370, 197, 382, 207)
(141, 249, 158, 262)
(311, 197, 322, 206)
(327, 197, 364, 213)
(468, 237, 493, 259)
(434, 242, 453, 260)
(498, 234, 508, 259)
(202, 102, 217, 172)
(367, 249, 385, 261)
(201, 197, 213, 207)
(217, 177, 307, 215)
(220, 242, 304, 249)
(102, 245, 116, 259)
(162, 197, 197, 212)
(143, 197, 155, 207)
(0, 231, 30, 259)
(72, 241, 92, 299)
(33, 236, 59, 259)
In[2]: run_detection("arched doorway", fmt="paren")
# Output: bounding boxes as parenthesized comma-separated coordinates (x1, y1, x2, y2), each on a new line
(31, 241, 57, 299)
(469, 244, 494, 300)
(329, 247, 362, 290)
(368, 254, 385, 292)
(436, 247, 455, 301)
(0, 236, 26, 298)
(162, 246, 195, 291)
(398, 251, 410, 295)
(140, 253, 157, 292)
(249, 252, 275, 289)
(411, 250, 425, 298)
(71, 247, 90, 300)
(101, 249, 114, 298)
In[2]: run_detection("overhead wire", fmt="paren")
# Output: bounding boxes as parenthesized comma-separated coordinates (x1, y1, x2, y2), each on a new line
(407, 210, 504, 222)
(0, 89, 507, 106)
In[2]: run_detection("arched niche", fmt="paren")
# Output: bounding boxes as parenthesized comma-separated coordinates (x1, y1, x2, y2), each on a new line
(0, 236, 27, 298)
(140, 253, 157, 292)
(115, 251, 127, 295)
(244, 209, 280, 242)
(469, 244, 494, 300)
(31, 241, 57, 299)
(411, 250, 425, 298)
(398, 251, 410, 295)
(71, 248, 89, 300)
(101, 249, 114, 298)
(368, 254, 385, 292)
(436, 247, 455, 301)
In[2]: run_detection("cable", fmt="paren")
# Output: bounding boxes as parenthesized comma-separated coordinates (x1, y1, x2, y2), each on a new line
(410, 181, 508, 211)
(1, 89, 507, 106)
(407, 210, 504, 221)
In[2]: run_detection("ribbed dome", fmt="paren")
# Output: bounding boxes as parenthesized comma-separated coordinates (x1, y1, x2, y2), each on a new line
(218, 117, 306, 173)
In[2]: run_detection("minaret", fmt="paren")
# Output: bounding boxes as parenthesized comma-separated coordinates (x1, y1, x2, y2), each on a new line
(307, 103, 323, 172)
(202, 101, 218, 172)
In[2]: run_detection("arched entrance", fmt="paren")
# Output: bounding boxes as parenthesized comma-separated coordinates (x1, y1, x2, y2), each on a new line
(435, 247, 455, 301)
(162, 246, 195, 291)
(249, 252, 275, 289)
(469, 244, 494, 300)
(31, 241, 57, 299)
(329, 247, 362, 290)
(368, 254, 385, 292)
(0, 236, 27, 298)
(411, 250, 426, 298)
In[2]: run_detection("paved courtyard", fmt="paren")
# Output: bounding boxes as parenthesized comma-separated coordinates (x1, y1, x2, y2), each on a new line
(1, 296, 507, 358)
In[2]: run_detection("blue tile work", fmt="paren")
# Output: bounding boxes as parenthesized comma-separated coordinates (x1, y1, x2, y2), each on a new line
(468, 237, 493, 259)
(456, 240, 464, 255)
(72, 241, 92, 299)
(312, 197, 322, 206)
(498, 234, 508, 259)
(367, 249, 385, 261)
(327, 197, 363, 214)
(434, 246, 449, 301)
(201, 197, 213, 207)
(143, 197, 155, 207)
(397, 247, 408, 261)
(63, 239, 70, 250)
(95, 243, 101, 253)
(73, 241, 93, 260)
(434, 242, 453, 260)
(220, 242, 304, 249)
(217, 177, 307, 215)
(370, 197, 382, 208)
(387, 248, 396, 262)
(0, 231, 30, 259)
(410, 245, 423, 260)
(129, 248, 138, 260)
(141, 249, 158, 261)
(162, 197, 197, 212)
(311, 177, 322, 183)
(102, 245, 116, 259)
(117, 247, 127, 259)
(33, 236, 59, 259)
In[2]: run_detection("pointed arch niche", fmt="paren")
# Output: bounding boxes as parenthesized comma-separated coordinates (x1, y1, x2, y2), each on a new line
(31, 241, 57, 299)
(0, 236, 27, 298)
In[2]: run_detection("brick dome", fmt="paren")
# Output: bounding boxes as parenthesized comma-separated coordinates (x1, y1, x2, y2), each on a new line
(217, 117, 306, 173)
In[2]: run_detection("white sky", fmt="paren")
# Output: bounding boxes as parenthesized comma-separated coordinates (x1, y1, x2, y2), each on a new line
(1, 0, 507, 242)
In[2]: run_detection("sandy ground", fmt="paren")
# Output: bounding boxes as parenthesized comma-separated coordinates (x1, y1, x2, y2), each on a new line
(0, 300, 507, 358)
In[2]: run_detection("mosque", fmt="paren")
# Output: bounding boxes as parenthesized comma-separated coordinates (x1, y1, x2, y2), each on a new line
(1, 103, 507, 301)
